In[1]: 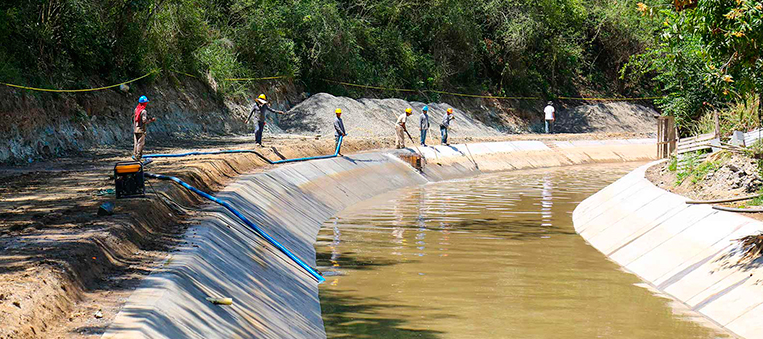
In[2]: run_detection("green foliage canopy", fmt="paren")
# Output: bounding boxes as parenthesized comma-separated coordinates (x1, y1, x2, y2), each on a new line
(626, 0, 763, 129)
(0, 0, 654, 98)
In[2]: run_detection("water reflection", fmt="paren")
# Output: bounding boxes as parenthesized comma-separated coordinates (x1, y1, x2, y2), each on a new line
(317, 163, 730, 339)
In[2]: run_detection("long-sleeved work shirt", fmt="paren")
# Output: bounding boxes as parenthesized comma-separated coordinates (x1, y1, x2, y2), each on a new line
(134, 110, 149, 134)
(441, 113, 454, 128)
(420, 113, 430, 130)
(247, 103, 277, 123)
(334, 116, 346, 137)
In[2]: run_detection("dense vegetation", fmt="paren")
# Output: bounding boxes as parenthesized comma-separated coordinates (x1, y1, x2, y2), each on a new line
(0, 0, 655, 99)
(626, 0, 763, 133)
(3, 0, 759, 133)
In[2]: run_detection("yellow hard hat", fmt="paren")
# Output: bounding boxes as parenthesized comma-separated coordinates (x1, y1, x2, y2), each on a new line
(447, 108, 453, 114)
(335, 108, 342, 114)
(405, 108, 412, 113)
(258, 94, 266, 100)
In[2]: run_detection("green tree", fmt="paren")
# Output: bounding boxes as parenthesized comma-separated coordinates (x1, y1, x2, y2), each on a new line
(627, 0, 763, 130)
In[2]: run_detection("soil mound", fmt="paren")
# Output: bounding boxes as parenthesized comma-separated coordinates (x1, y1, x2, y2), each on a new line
(554, 102, 658, 134)
(648, 152, 762, 201)
(279, 93, 503, 138)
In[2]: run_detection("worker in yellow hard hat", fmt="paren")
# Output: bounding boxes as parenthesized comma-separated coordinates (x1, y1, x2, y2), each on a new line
(333, 108, 346, 155)
(440, 107, 455, 145)
(396, 108, 413, 149)
(245, 93, 287, 147)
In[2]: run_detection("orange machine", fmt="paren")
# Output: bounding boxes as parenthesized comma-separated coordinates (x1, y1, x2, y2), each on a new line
(114, 161, 145, 198)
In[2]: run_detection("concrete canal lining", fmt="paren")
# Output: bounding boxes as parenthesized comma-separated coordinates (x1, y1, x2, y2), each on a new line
(102, 139, 655, 339)
(574, 161, 763, 339)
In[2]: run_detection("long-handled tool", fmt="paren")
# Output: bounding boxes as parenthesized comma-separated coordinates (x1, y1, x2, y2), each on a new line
(464, 143, 479, 170)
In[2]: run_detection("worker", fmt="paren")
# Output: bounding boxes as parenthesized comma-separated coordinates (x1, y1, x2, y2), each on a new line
(333, 108, 346, 155)
(440, 108, 455, 145)
(132, 95, 156, 162)
(544, 101, 555, 134)
(396, 108, 413, 149)
(419, 105, 430, 146)
(245, 94, 287, 147)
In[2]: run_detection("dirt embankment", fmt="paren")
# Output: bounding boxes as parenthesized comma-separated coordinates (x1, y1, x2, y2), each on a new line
(0, 135, 395, 339)
(280, 94, 659, 138)
(554, 102, 659, 134)
(647, 152, 761, 201)
(1, 74, 659, 165)
(647, 152, 763, 220)
(0, 76, 303, 164)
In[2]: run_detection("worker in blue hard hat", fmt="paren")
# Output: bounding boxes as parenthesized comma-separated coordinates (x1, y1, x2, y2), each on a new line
(133, 96, 156, 161)
(419, 105, 430, 146)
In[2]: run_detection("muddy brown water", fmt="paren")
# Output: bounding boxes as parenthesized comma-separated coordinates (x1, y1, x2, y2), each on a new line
(316, 163, 731, 338)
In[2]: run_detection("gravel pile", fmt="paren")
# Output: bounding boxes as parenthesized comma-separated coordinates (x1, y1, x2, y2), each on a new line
(277, 93, 503, 138)
(703, 155, 762, 194)
(554, 102, 658, 134)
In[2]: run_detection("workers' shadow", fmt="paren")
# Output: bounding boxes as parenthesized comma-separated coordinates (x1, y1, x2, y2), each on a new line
(340, 157, 382, 165)
(444, 145, 465, 156)
(268, 146, 288, 160)
(438, 145, 480, 170)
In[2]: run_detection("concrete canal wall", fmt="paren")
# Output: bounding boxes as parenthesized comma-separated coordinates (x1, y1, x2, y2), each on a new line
(574, 162, 763, 339)
(103, 139, 656, 339)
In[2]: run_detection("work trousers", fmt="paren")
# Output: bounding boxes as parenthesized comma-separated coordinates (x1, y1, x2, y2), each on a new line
(420, 129, 427, 145)
(545, 120, 554, 134)
(133, 133, 146, 160)
(254, 120, 265, 144)
(395, 125, 406, 149)
(440, 125, 449, 145)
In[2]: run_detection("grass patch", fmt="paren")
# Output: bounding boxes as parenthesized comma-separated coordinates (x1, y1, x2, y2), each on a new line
(674, 151, 729, 186)
(668, 156, 678, 172)
(744, 188, 763, 207)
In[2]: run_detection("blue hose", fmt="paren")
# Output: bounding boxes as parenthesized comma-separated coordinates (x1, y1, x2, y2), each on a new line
(144, 149, 259, 158)
(144, 136, 343, 164)
(144, 172, 325, 283)
(271, 136, 343, 164)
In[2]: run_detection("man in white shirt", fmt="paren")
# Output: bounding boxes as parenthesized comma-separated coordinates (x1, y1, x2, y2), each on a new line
(544, 101, 555, 134)
(396, 108, 413, 149)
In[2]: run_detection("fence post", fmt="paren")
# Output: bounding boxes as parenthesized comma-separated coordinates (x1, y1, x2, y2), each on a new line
(714, 110, 720, 138)
(657, 116, 676, 158)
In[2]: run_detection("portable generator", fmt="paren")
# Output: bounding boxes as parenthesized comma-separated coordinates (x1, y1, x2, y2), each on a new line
(114, 161, 145, 198)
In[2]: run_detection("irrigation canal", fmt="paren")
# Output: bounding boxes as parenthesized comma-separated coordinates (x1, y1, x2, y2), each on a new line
(316, 163, 730, 338)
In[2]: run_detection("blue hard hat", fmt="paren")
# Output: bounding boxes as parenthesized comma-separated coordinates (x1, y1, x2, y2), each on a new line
(422, 105, 429, 111)
(139, 96, 149, 103)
